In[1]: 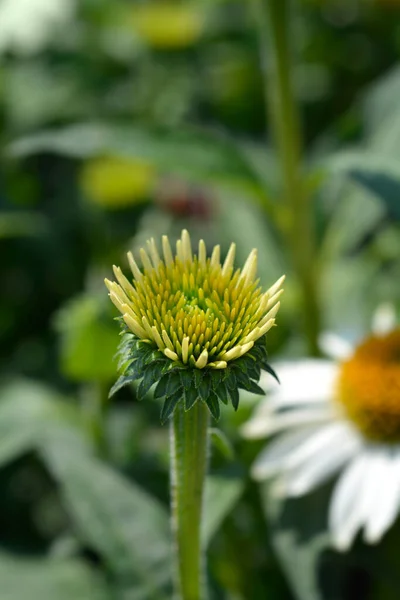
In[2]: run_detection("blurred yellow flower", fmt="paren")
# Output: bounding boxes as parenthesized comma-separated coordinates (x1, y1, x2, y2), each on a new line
(132, 3, 204, 50)
(80, 157, 155, 209)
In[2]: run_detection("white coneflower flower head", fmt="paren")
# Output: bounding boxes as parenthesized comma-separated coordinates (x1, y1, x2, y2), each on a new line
(242, 312, 400, 551)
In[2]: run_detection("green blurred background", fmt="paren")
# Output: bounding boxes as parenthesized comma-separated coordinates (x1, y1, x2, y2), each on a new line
(2, 0, 400, 598)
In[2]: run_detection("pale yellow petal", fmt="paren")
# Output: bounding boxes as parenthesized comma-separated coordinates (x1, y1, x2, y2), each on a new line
(123, 313, 148, 338)
(181, 229, 192, 263)
(112, 266, 136, 299)
(210, 245, 220, 267)
(162, 235, 174, 266)
(127, 251, 143, 281)
(195, 349, 208, 369)
(164, 348, 179, 361)
(141, 316, 154, 338)
(266, 274, 285, 298)
(259, 318, 275, 336)
(162, 329, 175, 351)
(266, 289, 284, 310)
(222, 243, 236, 277)
(147, 238, 161, 268)
(209, 361, 227, 369)
(140, 248, 153, 273)
(198, 239, 206, 266)
(182, 336, 190, 364)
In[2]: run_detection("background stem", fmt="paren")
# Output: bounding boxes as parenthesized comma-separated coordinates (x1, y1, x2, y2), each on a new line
(170, 400, 210, 600)
(255, 0, 322, 355)
(82, 382, 109, 456)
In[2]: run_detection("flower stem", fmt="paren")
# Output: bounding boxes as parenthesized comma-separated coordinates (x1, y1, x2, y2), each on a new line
(254, 0, 321, 355)
(170, 400, 210, 600)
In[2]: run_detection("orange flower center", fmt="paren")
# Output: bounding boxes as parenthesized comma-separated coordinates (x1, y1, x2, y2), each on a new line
(337, 329, 400, 442)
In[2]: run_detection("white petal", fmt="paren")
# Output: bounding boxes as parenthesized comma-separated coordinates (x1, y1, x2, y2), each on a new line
(259, 360, 339, 409)
(283, 426, 360, 497)
(329, 453, 370, 551)
(319, 332, 354, 361)
(283, 423, 352, 471)
(240, 399, 274, 438)
(371, 303, 397, 336)
(364, 448, 400, 543)
(241, 404, 333, 439)
(251, 426, 321, 480)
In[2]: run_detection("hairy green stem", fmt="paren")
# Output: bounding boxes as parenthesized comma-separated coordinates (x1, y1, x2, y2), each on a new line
(255, 0, 322, 355)
(170, 400, 210, 600)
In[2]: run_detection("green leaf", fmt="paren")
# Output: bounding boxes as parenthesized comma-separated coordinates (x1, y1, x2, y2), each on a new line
(205, 392, 220, 420)
(0, 212, 46, 239)
(43, 443, 172, 597)
(9, 123, 264, 196)
(54, 294, 119, 383)
(0, 553, 110, 600)
(260, 482, 330, 600)
(346, 168, 400, 221)
(210, 428, 234, 460)
(0, 379, 89, 468)
(203, 475, 245, 547)
(160, 390, 182, 424)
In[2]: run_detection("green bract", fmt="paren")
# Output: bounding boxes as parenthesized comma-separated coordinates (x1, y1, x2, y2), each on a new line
(110, 329, 278, 422)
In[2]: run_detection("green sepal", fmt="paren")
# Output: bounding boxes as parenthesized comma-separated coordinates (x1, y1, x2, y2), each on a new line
(136, 362, 163, 400)
(153, 374, 169, 399)
(247, 362, 261, 381)
(167, 371, 183, 396)
(117, 355, 135, 371)
(210, 370, 222, 390)
(184, 386, 199, 411)
(215, 381, 229, 405)
(198, 375, 211, 402)
(193, 369, 204, 389)
(205, 392, 220, 420)
(110, 330, 279, 422)
(160, 390, 182, 423)
(180, 369, 193, 390)
(225, 372, 237, 390)
(228, 386, 239, 411)
(262, 362, 279, 383)
(108, 374, 137, 398)
(240, 378, 265, 395)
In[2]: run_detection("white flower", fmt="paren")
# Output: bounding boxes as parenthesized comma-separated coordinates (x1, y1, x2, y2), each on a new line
(0, 0, 75, 55)
(242, 304, 400, 551)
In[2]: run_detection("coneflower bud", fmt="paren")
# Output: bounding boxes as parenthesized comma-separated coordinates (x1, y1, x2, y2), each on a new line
(105, 229, 284, 422)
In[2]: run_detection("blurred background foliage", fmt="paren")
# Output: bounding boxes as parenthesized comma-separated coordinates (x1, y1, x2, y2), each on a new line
(2, 0, 400, 598)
